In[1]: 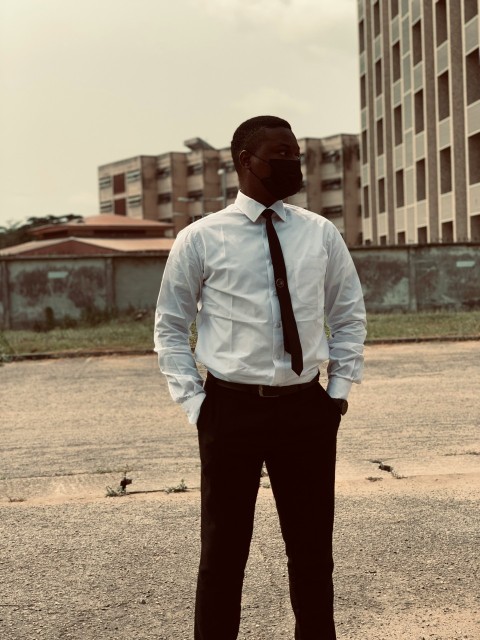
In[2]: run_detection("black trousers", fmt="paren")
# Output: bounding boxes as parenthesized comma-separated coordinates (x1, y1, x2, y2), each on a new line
(194, 376, 341, 640)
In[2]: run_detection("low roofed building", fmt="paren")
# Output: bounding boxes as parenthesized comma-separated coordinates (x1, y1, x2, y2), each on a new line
(0, 214, 175, 257)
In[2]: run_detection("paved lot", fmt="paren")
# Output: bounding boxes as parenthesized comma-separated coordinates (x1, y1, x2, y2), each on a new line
(1, 341, 479, 639)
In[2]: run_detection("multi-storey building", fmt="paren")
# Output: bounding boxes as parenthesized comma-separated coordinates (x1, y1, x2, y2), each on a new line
(99, 134, 362, 245)
(98, 156, 158, 220)
(358, 0, 480, 245)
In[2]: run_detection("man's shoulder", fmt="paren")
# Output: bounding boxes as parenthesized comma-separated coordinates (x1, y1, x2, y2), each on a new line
(175, 207, 238, 241)
(285, 204, 336, 230)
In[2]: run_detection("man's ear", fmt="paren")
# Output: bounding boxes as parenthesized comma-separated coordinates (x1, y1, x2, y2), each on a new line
(239, 149, 251, 170)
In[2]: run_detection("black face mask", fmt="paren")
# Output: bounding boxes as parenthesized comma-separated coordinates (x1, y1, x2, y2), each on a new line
(250, 154, 303, 200)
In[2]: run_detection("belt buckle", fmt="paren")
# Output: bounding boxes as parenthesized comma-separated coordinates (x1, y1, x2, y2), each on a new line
(258, 385, 280, 398)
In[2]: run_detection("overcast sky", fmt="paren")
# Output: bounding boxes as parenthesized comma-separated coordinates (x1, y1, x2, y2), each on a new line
(0, 0, 360, 227)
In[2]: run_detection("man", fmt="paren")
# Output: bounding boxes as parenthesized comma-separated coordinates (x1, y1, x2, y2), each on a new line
(154, 115, 366, 639)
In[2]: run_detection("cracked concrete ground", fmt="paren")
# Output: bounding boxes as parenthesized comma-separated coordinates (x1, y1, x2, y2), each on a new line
(0, 341, 479, 639)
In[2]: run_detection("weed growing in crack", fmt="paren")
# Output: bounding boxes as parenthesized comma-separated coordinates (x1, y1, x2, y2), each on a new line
(105, 486, 127, 497)
(164, 479, 188, 494)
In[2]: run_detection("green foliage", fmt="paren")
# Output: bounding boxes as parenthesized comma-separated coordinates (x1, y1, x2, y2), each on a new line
(164, 479, 188, 494)
(105, 486, 127, 498)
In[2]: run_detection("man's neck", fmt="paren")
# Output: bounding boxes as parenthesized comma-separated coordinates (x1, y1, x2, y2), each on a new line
(239, 185, 277, 208)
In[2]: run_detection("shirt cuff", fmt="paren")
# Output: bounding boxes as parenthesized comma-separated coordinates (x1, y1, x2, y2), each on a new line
(182, 392, 206, 425)
(326, 377, 352, 400)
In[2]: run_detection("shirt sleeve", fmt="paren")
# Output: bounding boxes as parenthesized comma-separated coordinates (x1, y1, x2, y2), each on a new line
(324, 224, 367, 399)
(154, 228, 206, 425)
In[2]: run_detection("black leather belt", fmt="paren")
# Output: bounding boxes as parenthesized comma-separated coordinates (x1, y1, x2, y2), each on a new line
(206, 371, 320, 397)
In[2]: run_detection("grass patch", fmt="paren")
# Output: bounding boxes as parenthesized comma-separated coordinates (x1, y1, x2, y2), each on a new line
(366, 310, 480, 341)
(1, 315, 155, 355)
(1, 310, 479, 358)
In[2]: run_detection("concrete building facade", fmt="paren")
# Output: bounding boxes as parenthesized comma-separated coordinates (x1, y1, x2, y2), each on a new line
(358, 0, 480, 245)
(98, 135, 362, 246)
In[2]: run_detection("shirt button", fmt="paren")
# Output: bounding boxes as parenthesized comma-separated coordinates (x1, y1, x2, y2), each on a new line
(274, 322, 281, 328)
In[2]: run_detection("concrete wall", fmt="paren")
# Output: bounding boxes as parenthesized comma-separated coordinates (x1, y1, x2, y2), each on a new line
(0, 246, 478, 329)
(0, 254, 168, 330)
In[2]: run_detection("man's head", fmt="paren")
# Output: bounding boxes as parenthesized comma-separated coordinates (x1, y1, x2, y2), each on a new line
(230, 115, 302, 205)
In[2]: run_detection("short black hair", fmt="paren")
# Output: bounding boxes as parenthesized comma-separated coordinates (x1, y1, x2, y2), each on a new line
(230, 115, 291, 173)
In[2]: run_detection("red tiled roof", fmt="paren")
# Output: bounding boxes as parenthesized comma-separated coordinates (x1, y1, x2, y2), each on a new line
(65, 214, 172, 228)
(0, 236, 175, 256)
(30, 214, 174, 238)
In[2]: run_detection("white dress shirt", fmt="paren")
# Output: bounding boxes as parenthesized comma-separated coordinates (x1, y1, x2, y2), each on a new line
(154, 191, 367, 424)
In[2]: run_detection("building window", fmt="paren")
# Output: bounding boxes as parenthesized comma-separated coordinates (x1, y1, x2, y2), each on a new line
(415, 89, 425, 133)
(373, 1, 381, 37)
(100, 201, 113, 212)
(440, 147, 452, 193)
(361, 130, 368, 164)
(394, 105, 403, 145)
(157, 167, 171, 178)
(99, 176, 112, 189)
(322, 205, 343, 217)
(437, 71, 450, 120)
(113, 173, 126, 195)
(378, 178, 386, 212)
(412, 20, 423, 65)
(377, 118, 384, 155)
(392, 42, 401, 82)
(128, 195, 142, 208)
(469, 133, 480, 184)
(417, 226, 428, 244)
(158, 193, 172, 205)
(126, 169, 141, 183)
(363, 185, 370, 218)
(396, 169, 405, 207)
(466, 49, 480, 106)
(397, 231, 406, 244)
(436, 0, 448, 46)
(187, 164, 203, 176)
(322, 149, 341, 163)
(225, 162, 236, 173)
(359, 19, 365, 53)
(464, 0, 478, 23)
(442, 221, 454, 242)
(379, 235, 387, 245)
(114, 198, 127, 215)
(391, 0, 399, 18)
(375, 59, 383, 97)
(322, 178, 342, 190)
(471, 214, 480, 241)
(416, 159, 426, 200)
(188, 190, 203, 201)
(360, 74, 367, 108)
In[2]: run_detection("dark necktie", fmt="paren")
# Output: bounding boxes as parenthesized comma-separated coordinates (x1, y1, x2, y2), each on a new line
(263, 209, 303, 376)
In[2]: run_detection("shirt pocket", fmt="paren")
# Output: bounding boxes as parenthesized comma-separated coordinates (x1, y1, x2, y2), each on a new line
(292, 253, 327, 308)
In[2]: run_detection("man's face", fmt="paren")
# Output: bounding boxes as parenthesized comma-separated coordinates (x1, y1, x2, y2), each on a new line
(248, 127, 301, 179)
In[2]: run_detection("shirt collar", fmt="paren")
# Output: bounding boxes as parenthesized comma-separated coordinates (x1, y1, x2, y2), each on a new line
(235, 190, 287, 223)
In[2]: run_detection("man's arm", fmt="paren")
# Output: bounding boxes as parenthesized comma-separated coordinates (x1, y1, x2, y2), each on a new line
(154, 229, 205, 424)
(323, 225, 367, 400)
